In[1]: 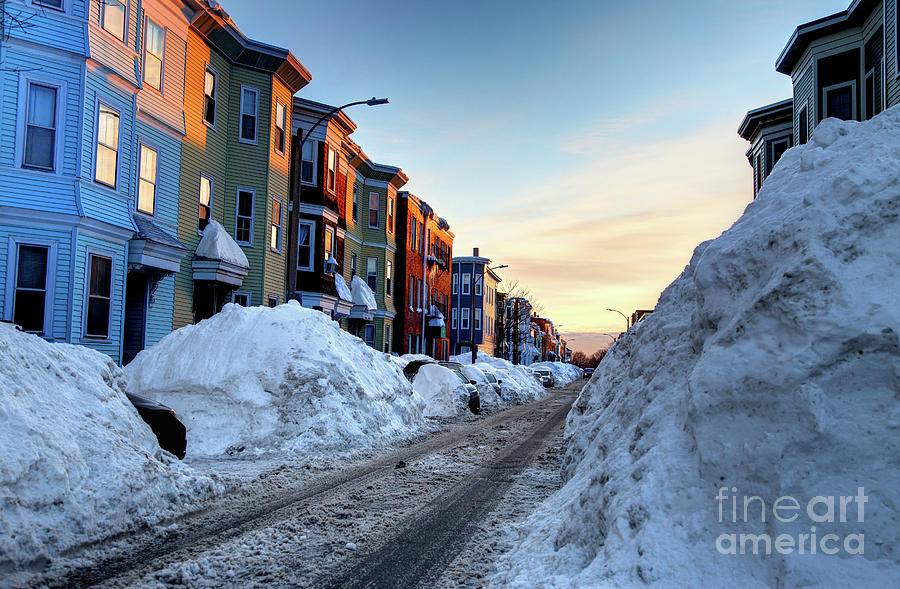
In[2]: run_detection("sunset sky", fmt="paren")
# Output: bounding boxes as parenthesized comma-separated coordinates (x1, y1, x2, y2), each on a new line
(226, 0, 850, 352)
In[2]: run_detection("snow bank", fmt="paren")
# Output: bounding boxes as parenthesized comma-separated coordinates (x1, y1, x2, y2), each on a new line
(334, 273, 352, 302)
(461, 365, 502, 407)
(195, 220, 249, 268)
(530, 361, 582, 386)
(125, 302, 424, 458)
(494, 111, 900, 587)
(0, 325, 221, 568)
(451, 351, 545, 404)
(412, 364, 472, 418)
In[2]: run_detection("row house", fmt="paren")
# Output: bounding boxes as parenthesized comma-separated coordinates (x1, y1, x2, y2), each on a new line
(394, 191, 454, 360)
(449, 248, 501, 358)
(500, 296, 540, 365)
(741, 0, 900, 193)
(0, 0, 309, 364)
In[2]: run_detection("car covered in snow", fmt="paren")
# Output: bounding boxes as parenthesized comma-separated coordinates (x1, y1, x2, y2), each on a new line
(125, 392, 186, 459)
(438, 362, 481, 414)
(531, 367, 555, 388)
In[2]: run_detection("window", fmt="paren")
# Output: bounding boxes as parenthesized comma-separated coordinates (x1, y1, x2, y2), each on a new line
(95, 104, 120, 188)
(461, 307, 470, 330)
(326, 146, 336, 193)
(798, 104, 808, 145)
(297, 220, 314, 271)
(23, 82, 58, 171)
(408, 276, 415, 308)
(350, 252, 357, 277)
(462, 273, 470, 295)
(410, 218, 417, 251)
(366, 257, 377, 293)
(102, 0, 126, 42)
(384, 324, 391, 353)
(274, 102, 286, 154)
(368, 192, 379, 227)
(416, 278, 422, 308)
(363, 324, 375, 348)
(235, 189, 254, 244)
(268, 295, 278, 308)
(203, 67, 217, 127)
(324, 226, 335, 261)
(232, 291, 250, 306)
(85, 254, 112, 338)
(475, 308, 482, 331)
(475, 274, 482, 295)
(755, 153, 763, 196)
(452, 273, 458, 294)
(198, 175, 212, 232)
(823, 82, 855, 121)
(770, 139, 789, 173)
(240, 86, 258, 143)
(270, 198, 282, 252)
(388, 196, 394, 233)
(143, 18, 165, 91)
(137, 144, 157, 215)
(452, 308, 458, 329)
(35, 0, 63, 9)
(13, 245, 49, 333)
(386, 260, 392, 297)
(351, 180, 359, 222)
(301, 139, 315, 184)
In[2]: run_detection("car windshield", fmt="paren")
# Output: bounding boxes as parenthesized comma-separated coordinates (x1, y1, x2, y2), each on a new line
(483, 373, 497, 383)
(535, 369, 550, 376)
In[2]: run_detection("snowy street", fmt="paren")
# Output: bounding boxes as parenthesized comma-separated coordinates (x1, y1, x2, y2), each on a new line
(28, 382, 580, 588)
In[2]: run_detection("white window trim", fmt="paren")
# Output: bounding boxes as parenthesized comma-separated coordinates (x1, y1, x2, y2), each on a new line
(475, 308, 482, 330)
(82, 248, 116, 341)
(93, 98, 122, 191)
(16, 72, 67, 174)
(198, 173, 213, 234)
(136, 139, 158, 216)
(461, 307, 470, 330)
(385, 259, 392, 298)
(821, 80, 857, 122)
(452, 273, 458, 294)
(234, 187, 255, 246)
(350, 251, 357, 277)
(300, 137, 317, 186)
(142, 16, 166, 94)
(297, 219, 315, 271)
(797, 101, 809, 145)
(203, 64, 218, 130)
(462, 273, 471, 295)
(384, 324, 391, 354)
(368, 191, 380, 228)
(270, 197, 283, 253)
(326, 145, 337, 194)
(231, 291, 251, 306)
(366, 256, 378, 294)
(274, 101, 287, 156)
(239, 85, 259, 145)
(4, 237, 57, 336)
(101, 0, 129, 44)
(387, 196, 394, 234)
(351, 180, 359, 222)
(475, 274, 482, 295)
(452, 307, 458, 330)
(324, 225, 335, 261)
(31, 0, 67, 14)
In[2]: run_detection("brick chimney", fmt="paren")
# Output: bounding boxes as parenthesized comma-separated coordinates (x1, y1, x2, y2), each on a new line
(473, 247, 479, 257)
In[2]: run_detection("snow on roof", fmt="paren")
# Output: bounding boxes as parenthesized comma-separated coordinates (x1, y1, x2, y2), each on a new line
(195, 220, 249, 269)
(334, 273, 352, 302)
(350, 276, 377, 311)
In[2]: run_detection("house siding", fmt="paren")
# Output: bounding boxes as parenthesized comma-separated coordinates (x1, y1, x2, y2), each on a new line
(264, 78, 292, 303)
(886, 0, 900, 104)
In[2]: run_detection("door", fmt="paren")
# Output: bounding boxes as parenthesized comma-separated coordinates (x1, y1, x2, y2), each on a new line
(123, 272, 148, 365)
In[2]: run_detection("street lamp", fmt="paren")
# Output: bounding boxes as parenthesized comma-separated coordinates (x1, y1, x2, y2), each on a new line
(471, 263, 508, 365)
(606, 308, 629, 334)
(286, 98, 390, 302)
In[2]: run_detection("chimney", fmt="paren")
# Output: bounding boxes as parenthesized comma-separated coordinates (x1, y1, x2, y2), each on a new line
(473, 247, 479, 257)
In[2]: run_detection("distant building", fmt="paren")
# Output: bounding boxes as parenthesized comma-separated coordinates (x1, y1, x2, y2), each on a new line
(449, 248, 501, 357)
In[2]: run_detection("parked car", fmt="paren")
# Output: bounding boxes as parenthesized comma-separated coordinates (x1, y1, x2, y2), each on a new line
(531, 367, 555, 388)
(583, 367, 595, 378)
(478, 367, 503, 396)
(402, 359, 436, 382)
(126, 392, 186, 459)
(438, 362, 481, 414)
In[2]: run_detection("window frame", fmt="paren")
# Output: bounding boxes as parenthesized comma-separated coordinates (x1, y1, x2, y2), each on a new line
(142, 16, 166, 93)
(239, 85, 259, 144)
(368, 191, 380, 228)
(270, 197, 283, 253)
(408, 275, 415, 309)
(798, 102, 809, 145)
(267, 295, 279, 308)
(101, 0, 128, 43)
(136, 141, 158, 216)
(475, 308, 482, 331)
(203, 65, 218, 129)
(451, 307, 458, 330)
(821, 80, 857, 122)
(452, 273, 458, 294)
(387, 196, 394, 234)
(326, 145, 337, 193)
(366, 256, 378, 294)
(297, 219, 315, 271)
(198, 174, 213, 234)
(475, 273, 482, 295)
(300, 137, 316, 185)
(385, 259, 392, 297)
(363, 324, 376, 348)
(234, 187, 255, 246)
(324, 225, 335, 261)
(350, 252, 357, 277)
(94, 100, 121, 190)
(83, 250, 114, 340)
(33, 0, 65, 12)
(351, 180, 359, 222)
(461, 307, 470, 330)
(384, 324, 391, 354)
(462, 273, 471, 295)
(5, 238, 57, 336)
(274, 101, 286, 155)
(18, 74, 66, 173)
(231, 291, 251, 307)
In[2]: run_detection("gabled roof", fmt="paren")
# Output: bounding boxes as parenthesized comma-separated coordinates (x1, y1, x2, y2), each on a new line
(190, 1, 311, 93)
(775, 0, 879, 75)
(738, 98, 794, 141)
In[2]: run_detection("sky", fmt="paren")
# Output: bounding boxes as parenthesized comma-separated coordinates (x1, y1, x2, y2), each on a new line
(224, 0, 851, 353)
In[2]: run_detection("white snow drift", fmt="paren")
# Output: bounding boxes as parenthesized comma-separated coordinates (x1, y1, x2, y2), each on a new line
(126, 301, 424, 458)
(530, 361, 582, 386)
(0, 325, 222, 568)
(412, 364, 473, 418)
(451, 351, 549, 403)
(495, 111, 900, 587)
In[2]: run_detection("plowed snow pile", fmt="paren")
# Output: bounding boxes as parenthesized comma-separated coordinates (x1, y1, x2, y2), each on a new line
(530, 361, 582, 386)
(0, 325, 222, 569)
(126, 301, 424, 457)
(451, 351, 545, 402)
(494, 111, 900, 587)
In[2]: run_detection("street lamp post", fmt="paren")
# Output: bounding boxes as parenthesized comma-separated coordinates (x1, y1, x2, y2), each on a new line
(471, 263, 507, 365)
(286, 98, 389, 302)
(606, 308, 629, 335)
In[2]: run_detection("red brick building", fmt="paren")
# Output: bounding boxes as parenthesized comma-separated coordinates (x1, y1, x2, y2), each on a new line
(394, 192, 453, 359)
